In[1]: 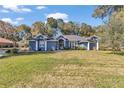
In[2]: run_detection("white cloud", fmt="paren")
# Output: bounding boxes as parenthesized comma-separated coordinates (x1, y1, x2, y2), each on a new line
(2, 5, 31, 13)
(1, 9, 9, 13)
(16, 17, 24, 21)
(46, 12, 69, 22)
(20, 8, 31, 12)
(36, 6, 46, 10)
(1, 17, 24, 25)
(1, 18, 18, 25)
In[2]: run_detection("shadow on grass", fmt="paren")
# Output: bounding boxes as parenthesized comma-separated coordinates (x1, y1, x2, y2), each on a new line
(0, 51, 57, 59)
(107, 51, 124, 56)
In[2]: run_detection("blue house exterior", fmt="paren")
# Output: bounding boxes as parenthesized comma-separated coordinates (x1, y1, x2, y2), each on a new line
(29, 34, 99, 51)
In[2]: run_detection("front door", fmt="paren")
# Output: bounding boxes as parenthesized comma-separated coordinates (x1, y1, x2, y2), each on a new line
(59, 39, 64, 50)
(38, 40, 45, 51)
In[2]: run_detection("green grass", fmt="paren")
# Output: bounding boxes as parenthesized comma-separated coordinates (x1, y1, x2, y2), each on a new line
(0, 50, 124, 88)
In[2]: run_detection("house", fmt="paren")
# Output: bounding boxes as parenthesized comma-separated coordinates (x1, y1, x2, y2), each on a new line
(0, 37, 15, 48)
(29, 34, 58, 51)
(29, 34, 99, 51)
(57, 35, 99, 50)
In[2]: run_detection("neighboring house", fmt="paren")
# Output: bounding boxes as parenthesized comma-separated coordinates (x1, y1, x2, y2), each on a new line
(0, 37, 14, 48)
(29, 34, 99, 51)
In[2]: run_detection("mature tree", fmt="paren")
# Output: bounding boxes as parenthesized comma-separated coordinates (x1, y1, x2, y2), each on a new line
(0, 20, 17, 41)
(73, 23, 80, 35)
(31, 21, 46, 36)
(16, 24, 31, 41)
(57, 19, 64, 30)
(94, 25, 109, 49)
(45, 24, 54, 37)
(47, 17, 57, 28)
(93, 5, 124, 19)
(93, 6, 124, 51)
(106, 10, 124, 51)
(79, 23, 95, 36)
(62, 21, 78, 35)
(16, 24, 31, 32)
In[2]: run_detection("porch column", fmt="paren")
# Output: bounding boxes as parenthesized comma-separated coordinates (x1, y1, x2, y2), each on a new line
(45, 41, 47, 51)
(64, 39, 66, 48)
(87, 42, 90, 51)
(35, 40, 38, 51)
(96, 41, 99, 51)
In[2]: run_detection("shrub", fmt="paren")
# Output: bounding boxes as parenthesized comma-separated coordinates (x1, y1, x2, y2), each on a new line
(11, 48, 19, 54)
(6, 50, 11, 53)
(76, 46, 87, 50)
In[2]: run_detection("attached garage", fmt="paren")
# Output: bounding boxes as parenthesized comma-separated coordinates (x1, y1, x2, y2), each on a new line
(89, 42, 97, 50)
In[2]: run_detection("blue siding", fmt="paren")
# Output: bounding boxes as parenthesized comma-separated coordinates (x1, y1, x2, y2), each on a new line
(29, 41, 36, 51)
(65, 40, 70, 48)
(47, 41, 58, 51)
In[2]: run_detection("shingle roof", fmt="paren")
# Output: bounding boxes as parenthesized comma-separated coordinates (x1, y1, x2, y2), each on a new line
(63, 35, 89, 42)
(63, 35, 83, 41)
(80, 37, 89, 42)
(0, 37, 14, 44)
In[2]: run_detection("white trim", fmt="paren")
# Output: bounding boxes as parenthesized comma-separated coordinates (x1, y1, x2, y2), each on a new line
(96, 41, 99, 51)
(35, 40, 38, 51)
(47, 40, 58, 41)
(45, 41, 47, 51)
(87, 42, 90, 51)
(58, 37, 66, 47)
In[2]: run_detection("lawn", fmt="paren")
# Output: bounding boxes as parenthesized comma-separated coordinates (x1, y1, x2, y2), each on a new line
(0, 50, 124, 88)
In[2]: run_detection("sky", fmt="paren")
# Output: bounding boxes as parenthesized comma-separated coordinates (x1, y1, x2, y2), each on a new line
(0, 5, 103, 27)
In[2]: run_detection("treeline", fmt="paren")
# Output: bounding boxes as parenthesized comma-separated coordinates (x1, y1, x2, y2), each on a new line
(0, 17, 98, 48)
(0, 17, 97, 42)
(0, 5, 124, 51)
(93, 5, 124, 51)
(15, 18, 96, 41)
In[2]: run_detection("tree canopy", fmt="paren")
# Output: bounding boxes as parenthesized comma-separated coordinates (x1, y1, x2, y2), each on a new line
(93, 5, 124, 19)
(93, 6, 124, 51)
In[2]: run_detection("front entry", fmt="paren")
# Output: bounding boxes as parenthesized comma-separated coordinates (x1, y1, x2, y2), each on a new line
(38, 40, 45, 51)
(59, 39, 64, 50)
(89, 42, 97, 50)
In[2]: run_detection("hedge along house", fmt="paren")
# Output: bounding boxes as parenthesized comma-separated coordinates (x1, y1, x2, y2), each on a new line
(29, 34, 99, 51)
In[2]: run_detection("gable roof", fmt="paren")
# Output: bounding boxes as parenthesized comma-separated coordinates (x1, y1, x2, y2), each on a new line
(63, 35, 83, 41)
(57, 35, 90, 42)
(79, 37, 89, 42)
(31, 34, 99, 42)
(32, 34, 48, 40)
(87, 35, 99, 41)
(0, 37, 14, 44)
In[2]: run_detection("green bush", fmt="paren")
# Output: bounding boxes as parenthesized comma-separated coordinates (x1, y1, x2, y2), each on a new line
(11, 48, 19, 54)
(76, 46, 87, 50)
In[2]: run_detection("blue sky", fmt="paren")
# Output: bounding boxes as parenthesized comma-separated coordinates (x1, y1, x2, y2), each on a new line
(0, 5, 103, 27)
